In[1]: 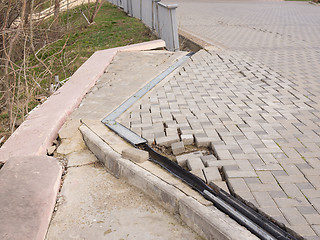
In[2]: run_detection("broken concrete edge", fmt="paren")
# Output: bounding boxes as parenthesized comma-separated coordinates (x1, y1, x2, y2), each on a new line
(0, 156, 62, 240)
(79, 124, 259, 240)
(0, 39, 166, 164)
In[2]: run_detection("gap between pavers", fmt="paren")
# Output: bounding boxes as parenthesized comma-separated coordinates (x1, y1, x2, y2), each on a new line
(79, 122, 259, 240)
(0, 40, 166, 240)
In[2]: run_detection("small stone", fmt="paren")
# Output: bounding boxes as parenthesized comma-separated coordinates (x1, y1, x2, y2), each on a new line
(47, 145, 56, 156)
(171, 141, 185, 155)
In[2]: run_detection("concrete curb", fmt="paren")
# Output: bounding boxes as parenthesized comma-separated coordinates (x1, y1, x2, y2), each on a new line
(80, 124, 259, 240)
(0, 40, 166, 240)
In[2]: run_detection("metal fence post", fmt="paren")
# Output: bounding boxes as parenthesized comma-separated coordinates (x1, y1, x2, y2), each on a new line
(106, 0, 179, 51)
(157, 3, 179, 51)
(168, 4, 179, 51)
(152, 0, 161, 32)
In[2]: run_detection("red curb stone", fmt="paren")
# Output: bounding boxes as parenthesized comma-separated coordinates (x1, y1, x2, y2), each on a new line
(0, 156, 62, 240)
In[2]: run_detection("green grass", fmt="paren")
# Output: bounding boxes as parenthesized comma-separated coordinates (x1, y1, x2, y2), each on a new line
(33, 2, 156, 86)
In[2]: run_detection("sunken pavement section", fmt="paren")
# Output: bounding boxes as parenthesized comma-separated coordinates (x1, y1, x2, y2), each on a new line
(118, 48, 320, 239)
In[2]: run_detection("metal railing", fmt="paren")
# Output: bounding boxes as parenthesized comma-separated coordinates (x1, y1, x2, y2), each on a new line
(108, 0, 179, 51)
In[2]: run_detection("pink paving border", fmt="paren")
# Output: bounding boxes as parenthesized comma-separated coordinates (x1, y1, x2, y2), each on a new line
(0, 40, 165, 163)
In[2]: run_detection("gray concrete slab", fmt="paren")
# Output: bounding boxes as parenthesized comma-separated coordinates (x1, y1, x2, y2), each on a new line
(46, 163, 199, 240)
(46, 50, 201, 239)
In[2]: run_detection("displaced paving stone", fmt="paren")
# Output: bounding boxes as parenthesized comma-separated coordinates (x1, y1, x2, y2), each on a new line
(176, 151, 203, 168)
(171, 141, 185, 155)
(191, 169, 206, 182)
(201, 155, 217, 167)
(122, 148, 149, 163)
(195, 136, 211, 147)
(209, 181, 230, 194)
(156, 135, 180, 147)
(187, 157, 205, 171)
(181, 134, 194, 145)
(203, 167, 222, 183)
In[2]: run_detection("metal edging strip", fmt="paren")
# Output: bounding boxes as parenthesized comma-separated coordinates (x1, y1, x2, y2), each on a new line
(102, 52, 193, 145)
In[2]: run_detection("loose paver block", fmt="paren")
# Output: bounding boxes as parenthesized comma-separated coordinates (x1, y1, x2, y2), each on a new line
(203, 167, 222, 183)
(171, 141, 185, 155)
(122, 147, 149, 163)
(201, 155, 217, 167)
(0, 156, 62, 240)
(181, 134, 194, 145)
(191, 169, 206, 182)
(156, 135, 180, 147)
(176, 151, 204, 167)
(195, 136, 211, 147)
(209, 181, 230, 194)
(187, 157, 205, 171)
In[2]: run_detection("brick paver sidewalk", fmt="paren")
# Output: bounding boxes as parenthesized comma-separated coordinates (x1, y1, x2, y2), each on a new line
(119, 47, 320, 239)
(172, 0, 320, 99)
(148, 1, 319, 238)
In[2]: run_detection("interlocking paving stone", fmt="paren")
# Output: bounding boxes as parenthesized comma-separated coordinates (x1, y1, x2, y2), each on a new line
(191, 169, 206, 182)
(155, 135, 179, 147)
(187, 157, 205, 171)
(181, 134, 194, 145)
(171, 141, 185, 155)
(200, 155, 217, 167)
(120, 42, 320, 238)
(203, 167, 222, 183)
